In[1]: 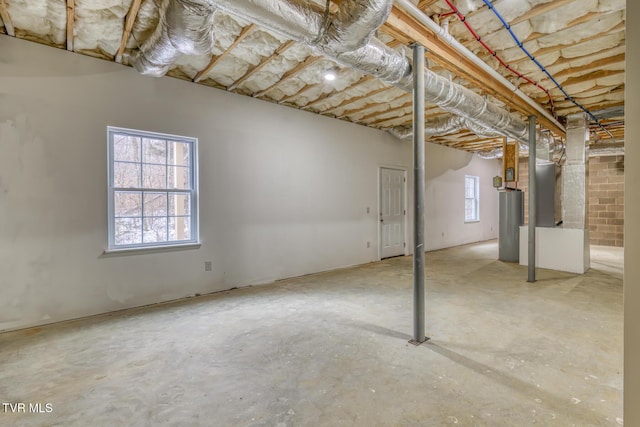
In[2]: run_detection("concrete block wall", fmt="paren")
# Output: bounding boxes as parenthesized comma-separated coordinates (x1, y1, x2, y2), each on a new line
(516, 156, 624, 247)
(588, 155, 625, 247)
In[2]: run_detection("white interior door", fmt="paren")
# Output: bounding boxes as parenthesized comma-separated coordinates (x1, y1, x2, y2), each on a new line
(380, 168, 406, 259)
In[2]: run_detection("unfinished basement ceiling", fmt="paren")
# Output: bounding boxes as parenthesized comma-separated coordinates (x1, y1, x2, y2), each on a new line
(0, 0, 625, 154)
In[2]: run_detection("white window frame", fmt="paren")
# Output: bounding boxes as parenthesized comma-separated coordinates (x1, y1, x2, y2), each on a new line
(464, 175, 480, 223)
(107, 126, 199, 251)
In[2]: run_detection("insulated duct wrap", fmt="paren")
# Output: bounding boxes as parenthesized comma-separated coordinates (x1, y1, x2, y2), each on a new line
(324, 0, 394, 54)
(475, 148, 503, 160)
(131, 0, 216, 77)
(133, 0, 556, 154)
(390, 115, 504, 140)
(589, 144, 625, 157)
(209, 0, 409, 84)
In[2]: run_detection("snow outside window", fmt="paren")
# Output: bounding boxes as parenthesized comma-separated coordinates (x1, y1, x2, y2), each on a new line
(107, 127, 198, 250)
(465, 175, 479, 222)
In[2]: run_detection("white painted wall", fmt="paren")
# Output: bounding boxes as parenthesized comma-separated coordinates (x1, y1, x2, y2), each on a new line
(0, 36, 497, 331)
(425, 143, 500, 251)
(625, 2, 639, 424)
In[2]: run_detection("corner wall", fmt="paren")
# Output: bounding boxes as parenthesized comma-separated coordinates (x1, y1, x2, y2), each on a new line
(425, 143, 500, 251)
(0, 35, 497, 332)
(625, 1, 639, 424)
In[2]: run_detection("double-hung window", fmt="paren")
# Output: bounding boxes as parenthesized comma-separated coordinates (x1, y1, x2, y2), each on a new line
(107, 127, 198, 250)
(464, 175, 480, 222)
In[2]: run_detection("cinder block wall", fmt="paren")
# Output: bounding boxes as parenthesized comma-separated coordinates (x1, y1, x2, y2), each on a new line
(516, 156, 624, 247)
(588, 155, 625, 247)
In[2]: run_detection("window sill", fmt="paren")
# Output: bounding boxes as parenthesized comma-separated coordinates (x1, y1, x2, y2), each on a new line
(101, 242, 201, 257)
(465, 220, 480, 224)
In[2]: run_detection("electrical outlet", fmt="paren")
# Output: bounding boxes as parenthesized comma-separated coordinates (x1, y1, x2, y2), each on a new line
(366, 207, 370, 214)
(441, 232, 445, 237)
(205, 261, 212, 271)
(367, 241, 371, 248)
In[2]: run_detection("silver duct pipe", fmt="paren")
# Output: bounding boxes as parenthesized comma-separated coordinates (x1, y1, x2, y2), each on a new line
(389, 115, 504, 140)
(589, 145, 625, 157)
(132, 0, 556, 152)
(475, 147, 503, 160)
(131, 0, 216, 77)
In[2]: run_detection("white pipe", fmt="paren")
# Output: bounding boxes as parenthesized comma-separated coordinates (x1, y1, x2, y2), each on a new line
(394, 0, 566, 135)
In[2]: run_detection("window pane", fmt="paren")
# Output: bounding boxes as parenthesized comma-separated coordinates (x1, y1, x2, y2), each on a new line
(143, 164, 167, 189)
(465, 199, 476, 221)
(168, 141, 190, 167)
(113, 135, 141, 162)
(142, 138, 166, 164)
(114, 191, 142, 217)
(143, 217, 167, 243)
(143, 192, 167, 217)
(169, 216, 191, 241)
(465, 178, 475, 198)
(168, 166, 190, 189)
(168, 193, 191, 216)
(115, 218, 142, 245)
(114, 162, 141, 188)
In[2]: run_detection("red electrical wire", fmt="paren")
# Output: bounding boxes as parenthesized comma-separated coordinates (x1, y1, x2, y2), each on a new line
(442, 0, 557, 118)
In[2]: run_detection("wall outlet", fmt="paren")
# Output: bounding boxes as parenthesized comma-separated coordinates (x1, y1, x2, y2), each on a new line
(367, 241, 371, 248)
(205, 261, 212, 271)
(441, 232, 445, 237)
(366, 207, 370, 214)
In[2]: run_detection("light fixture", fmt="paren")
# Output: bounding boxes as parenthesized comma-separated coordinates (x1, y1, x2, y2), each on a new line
(323, 67, 338, 81)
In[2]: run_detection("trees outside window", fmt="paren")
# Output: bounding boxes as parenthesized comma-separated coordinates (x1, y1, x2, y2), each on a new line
(108, 127, 198, 250)
(465, 175, 480, 222)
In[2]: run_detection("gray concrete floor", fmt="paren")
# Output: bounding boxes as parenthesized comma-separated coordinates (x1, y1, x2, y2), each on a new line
(0, 241, 623, 426)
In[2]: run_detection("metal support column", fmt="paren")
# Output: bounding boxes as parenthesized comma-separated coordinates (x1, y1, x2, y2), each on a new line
(527, 115, 537, 282)
(411, 44, 426, 344)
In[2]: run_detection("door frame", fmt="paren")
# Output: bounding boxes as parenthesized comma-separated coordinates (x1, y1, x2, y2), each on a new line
(378, 165, 408, 261)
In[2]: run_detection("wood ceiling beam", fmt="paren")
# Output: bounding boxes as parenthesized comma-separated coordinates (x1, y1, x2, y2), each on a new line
(115, 0, 142, 63)
(322, 85, 394, 115)
(194, 24, 256, 83)
(254, 55, 322, 98)
(386, 6, 565, 137)
(485, 23, 625, 67)
(510, 0, 575, 26)
(559, 69, 625, 89)
(302, 75, 375, 109)
(228, 40, 295, 92)
(552, 53, 625, 80)
(522, 11, 622, 45)
(0, 0, 14, 36)
(365, 110, 412, 127)
(299, 40, 402, 109)
(279, 67, 348, 105)
(417, 0, 440, 11)
(554, 100, 624, 117)
(66, 0, 75, 51)
(359, 101, 412, 123)
(339, 93, 408, 119)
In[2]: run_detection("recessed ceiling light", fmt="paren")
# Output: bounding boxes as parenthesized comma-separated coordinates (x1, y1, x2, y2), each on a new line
(324, 68, 338, 81)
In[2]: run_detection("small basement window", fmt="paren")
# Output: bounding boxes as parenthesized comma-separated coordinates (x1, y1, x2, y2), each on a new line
(107, 127, 198, 250)
(465, 175, 480, 222)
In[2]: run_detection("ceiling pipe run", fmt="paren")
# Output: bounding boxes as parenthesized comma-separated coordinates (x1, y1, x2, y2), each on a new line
(131, 0, 555, 153)
(394, 0, 565, 136)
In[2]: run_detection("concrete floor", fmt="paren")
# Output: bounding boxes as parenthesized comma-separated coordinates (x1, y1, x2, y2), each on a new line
(0, 241, 623, 426)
